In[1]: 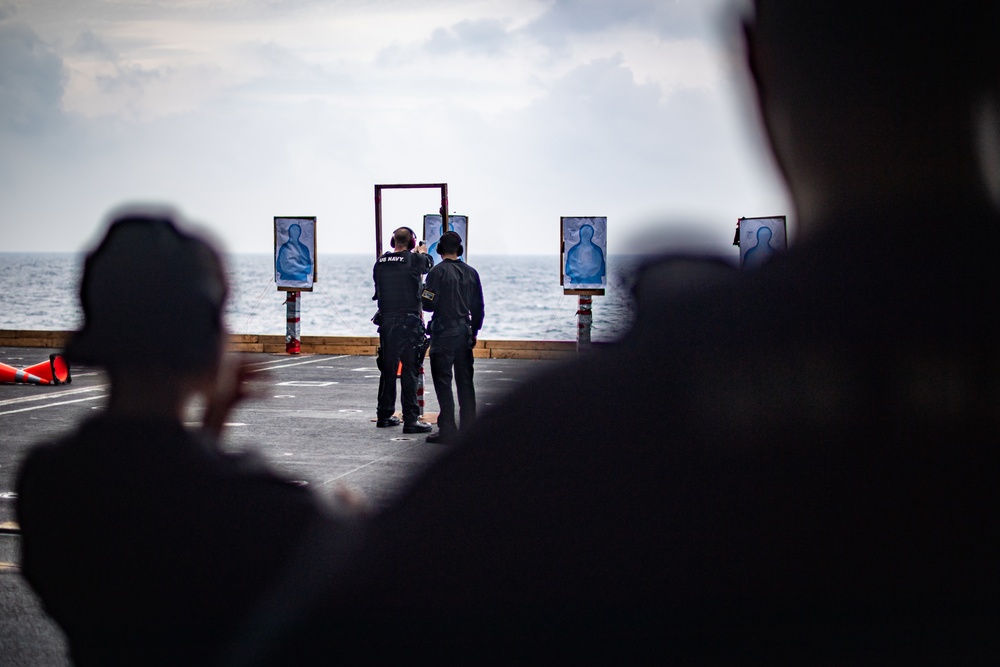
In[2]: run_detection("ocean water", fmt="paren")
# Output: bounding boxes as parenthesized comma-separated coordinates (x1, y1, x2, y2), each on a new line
(0, 253, 641, 342)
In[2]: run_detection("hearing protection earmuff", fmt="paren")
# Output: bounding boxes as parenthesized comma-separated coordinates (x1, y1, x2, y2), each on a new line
(390, 227, 417, 251)
(440, 230, 464, 257)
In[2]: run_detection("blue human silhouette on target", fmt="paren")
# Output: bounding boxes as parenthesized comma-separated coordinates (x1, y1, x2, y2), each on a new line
(742, 226, 777, 270)
(565, 224, 606, 284)
(276, 224, 313, 282)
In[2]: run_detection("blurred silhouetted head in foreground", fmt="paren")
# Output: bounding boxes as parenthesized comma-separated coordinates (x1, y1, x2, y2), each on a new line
(746, 0, 1000, 231)
(66, 207, 228, 374)
(749, 1, 1000, 107)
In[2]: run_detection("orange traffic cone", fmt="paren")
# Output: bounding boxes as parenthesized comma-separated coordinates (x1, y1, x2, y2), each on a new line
(0, 361, 46, 385)
(21, 354, 72, 385)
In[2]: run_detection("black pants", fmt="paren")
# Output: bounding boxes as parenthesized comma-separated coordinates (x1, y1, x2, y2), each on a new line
(377, 319, 421, 424)
(429, 327, 476, 439)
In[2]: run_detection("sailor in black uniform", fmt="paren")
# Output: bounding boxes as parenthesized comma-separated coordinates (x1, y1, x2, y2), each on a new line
(421, 231, 484, 444)
(372, 227, 433, 433)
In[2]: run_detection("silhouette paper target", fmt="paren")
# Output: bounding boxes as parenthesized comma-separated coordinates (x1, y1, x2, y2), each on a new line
(561, 216, 607, 294)
(275, 216, 317, 291)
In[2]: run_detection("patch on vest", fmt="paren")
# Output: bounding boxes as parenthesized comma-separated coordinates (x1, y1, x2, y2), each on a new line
(422, 289, 435, 301)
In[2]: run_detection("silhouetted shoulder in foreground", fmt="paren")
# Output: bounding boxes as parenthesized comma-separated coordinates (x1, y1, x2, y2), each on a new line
(16, 210, 354, 666)
(276, 1, 1000, 663)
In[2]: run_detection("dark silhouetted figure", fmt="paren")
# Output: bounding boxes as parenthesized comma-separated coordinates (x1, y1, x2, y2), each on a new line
(372, 227, 434, 434)
(280, 1, 1000, 663)
(421, 231, 484, 444)
(16, 209, 352, 666)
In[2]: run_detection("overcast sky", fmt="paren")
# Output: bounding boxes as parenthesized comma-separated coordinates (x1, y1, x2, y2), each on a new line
(0, 0, 789, 257)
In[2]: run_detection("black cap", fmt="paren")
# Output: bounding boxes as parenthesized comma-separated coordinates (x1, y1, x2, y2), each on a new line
(65, 207, 228, 372)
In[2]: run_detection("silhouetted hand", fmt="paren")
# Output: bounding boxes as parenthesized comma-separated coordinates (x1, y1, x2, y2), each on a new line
(202, 358, 258, 439)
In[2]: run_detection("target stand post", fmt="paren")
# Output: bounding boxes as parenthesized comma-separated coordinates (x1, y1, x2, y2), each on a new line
(576, 294, 594, 351)
(565, 289, 604, 352)
(285, 291, 301, 354)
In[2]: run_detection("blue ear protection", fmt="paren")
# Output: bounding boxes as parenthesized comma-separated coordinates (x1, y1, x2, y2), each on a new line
(390, 227, 417, 251)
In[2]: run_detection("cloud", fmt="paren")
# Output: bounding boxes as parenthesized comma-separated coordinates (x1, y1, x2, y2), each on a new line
(424, 18, 512, 57)
(71, 29, 117, 59)
(513, 55, 691, 174)
(95, 63, 167, 97)
(524, 0, 729, 46)
(242, 39, 332, 84)
(0, 0, 789, 255)
(0, 21, 67, 132)
(434, 49, 786, 255)
(68, 28, 167, 103)
(376, 19, 515, 67)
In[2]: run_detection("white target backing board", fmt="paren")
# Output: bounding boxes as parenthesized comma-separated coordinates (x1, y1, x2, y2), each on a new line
(738, 216, 786, 270)
(275, 216, 317, 291)
(423, 214, 468, 264)
(561, 216, 607, 294)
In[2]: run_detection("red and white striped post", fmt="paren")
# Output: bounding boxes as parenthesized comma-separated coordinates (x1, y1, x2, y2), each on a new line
(285, 290, 301, 354)
(576, 294, 593, 351)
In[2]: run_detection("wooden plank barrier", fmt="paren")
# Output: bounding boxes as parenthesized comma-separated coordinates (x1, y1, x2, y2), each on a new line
(0, 330, 579, 361)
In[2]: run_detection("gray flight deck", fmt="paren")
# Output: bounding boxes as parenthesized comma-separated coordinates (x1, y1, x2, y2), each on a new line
(0, 345, 558, 665)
